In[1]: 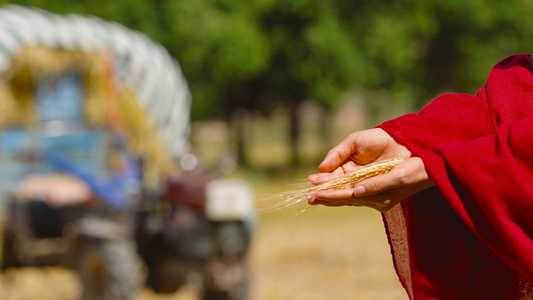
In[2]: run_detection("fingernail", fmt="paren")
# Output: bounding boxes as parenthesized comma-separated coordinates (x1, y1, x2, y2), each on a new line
(355, 185, 366, 197)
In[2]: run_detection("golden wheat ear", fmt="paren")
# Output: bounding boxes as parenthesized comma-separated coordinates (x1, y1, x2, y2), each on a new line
(258, 158, 404, 214)
(312, 158, 404, 192)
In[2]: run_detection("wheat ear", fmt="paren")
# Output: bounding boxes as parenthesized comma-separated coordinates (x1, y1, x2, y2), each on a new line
(258, 158, 404, 214)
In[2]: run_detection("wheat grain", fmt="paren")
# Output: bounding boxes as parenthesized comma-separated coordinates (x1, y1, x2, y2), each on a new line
(258, 158, 404, 214)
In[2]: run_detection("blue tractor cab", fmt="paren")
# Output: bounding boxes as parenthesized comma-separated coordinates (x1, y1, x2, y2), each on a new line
(0, 70, 144, 299)
(0, 72, 109, 200)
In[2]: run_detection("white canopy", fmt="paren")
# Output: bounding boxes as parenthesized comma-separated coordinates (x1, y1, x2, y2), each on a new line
(0, 4, 192, 158)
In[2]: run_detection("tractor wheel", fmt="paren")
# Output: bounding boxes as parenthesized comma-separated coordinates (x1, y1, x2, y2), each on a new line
(75, 237, 143, 300)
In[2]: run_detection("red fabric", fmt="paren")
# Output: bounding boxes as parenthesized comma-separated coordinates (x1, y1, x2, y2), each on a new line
(378, 54, 533, 299)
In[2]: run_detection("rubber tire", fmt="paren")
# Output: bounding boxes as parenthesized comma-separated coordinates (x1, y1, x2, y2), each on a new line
(202, 280, 249, 300)
(202, 263, 250, 300)
(76, 238, 143, 300)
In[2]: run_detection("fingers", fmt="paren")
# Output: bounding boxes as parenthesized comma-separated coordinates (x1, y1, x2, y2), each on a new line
(318, 132, 360, 172)
(307, 167, 346, 185)
(313, 189, 354, 201)
(310, 160, 407, 200)
(310, 188, 398, 212)
(307, 173, 334, 185)
(317, 128, 396, 173)
(308, 160, 408, 206)
(353, 157, 430, 197)
(308, 157, 435, 212)
(352, 168, 405, 197)
(307, 190, 357, 207)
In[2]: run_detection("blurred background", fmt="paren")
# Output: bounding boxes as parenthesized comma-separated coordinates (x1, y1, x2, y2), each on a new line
(1, 0, 533, 299)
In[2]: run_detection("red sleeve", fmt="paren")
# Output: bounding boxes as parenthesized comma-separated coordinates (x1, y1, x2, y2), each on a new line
(379, 90, 493, 154)
(377, 54, 533, 298)
(380, 53, 533, 152)
(420, 115, 533, 281)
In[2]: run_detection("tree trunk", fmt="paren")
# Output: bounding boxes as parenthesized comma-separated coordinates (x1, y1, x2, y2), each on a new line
(231, 108, 248, 167)
(288, 101, 301, 167)
(318, 105, 333, 158)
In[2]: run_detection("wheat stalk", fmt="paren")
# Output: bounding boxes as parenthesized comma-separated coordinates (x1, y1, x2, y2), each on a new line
(258, 158, 404, 214)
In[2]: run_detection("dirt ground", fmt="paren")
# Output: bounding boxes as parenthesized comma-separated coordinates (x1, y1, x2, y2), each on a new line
(249, 206, 408, 300)
(0, 205, 407, 300)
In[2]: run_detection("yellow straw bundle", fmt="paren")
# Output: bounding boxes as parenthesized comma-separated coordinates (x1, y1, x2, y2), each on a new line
(259, 158, 404, 214)
(1, 46, 168, 189)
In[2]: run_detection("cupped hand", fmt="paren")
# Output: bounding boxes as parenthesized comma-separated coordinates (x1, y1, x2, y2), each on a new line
(308, 128, 411, 184)
(308, 157, 435, 212)
(307, 128, 434, 212)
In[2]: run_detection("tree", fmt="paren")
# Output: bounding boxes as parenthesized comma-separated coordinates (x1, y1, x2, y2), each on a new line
(334, 0, 533, 115)
(7, 0, 533, 167)
(255, 0, 360, 166)
(155, 0, 360, 167)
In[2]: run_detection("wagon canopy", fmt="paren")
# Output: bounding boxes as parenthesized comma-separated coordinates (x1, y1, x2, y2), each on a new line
(0, 4, 192, 160)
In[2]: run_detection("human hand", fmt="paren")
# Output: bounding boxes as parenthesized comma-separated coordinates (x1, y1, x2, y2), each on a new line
(308, 128, 411, 183)
(308, 157, 435, 212)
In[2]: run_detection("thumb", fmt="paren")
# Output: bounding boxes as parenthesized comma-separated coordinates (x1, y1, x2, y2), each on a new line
(353, 169, 403, 197)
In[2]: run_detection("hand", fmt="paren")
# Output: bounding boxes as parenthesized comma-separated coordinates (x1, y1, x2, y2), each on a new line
(308, 157, 435, 212)
(307, 128, 433, 212)
(308, 128, 411, 183)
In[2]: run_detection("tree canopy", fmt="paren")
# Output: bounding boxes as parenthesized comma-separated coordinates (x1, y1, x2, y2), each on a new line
(4, 0, 533, 165)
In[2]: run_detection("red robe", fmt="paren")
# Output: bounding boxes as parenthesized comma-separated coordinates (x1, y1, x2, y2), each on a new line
(378, 54, 533, 299)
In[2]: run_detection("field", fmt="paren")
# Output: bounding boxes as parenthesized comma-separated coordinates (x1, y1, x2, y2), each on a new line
(249, 205, 408, 300)
(0, 101, 409, 299)
(0, 160, 408, 300)
(0, 206, 407, 300)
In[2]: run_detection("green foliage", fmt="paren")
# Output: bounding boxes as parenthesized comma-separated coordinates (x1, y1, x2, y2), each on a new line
(166, 0, 270, 82)
(262, 0, 360, 106)
(302, 15, 361, 104)
(162, 0, 272, 120)
(4, 0, 533, 144)
(327, 0, 533, 110)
